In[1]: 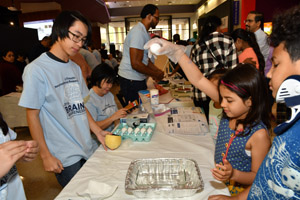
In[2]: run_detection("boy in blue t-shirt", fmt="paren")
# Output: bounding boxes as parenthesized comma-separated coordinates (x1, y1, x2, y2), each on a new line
(19, 11, 110, 187)
(208, 5, 300, 200)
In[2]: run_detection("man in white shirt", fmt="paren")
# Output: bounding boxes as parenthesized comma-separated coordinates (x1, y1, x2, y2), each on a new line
(245, 11, 270, 63)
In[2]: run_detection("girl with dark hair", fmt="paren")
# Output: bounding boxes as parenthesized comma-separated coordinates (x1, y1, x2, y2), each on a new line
(145, 38, 271, 196)
(85, 63, 128, 131)
(231, 28, 265, 74)
(0, 113, 39, 199)
(213, 64, 270, 195)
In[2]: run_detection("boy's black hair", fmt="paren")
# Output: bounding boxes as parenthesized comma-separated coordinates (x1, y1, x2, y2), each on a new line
(249, 11, 264, 30)
(140, 4, 158, 19)
(199, 15, 222, 43)
(219, 63, 271, 134)
(270, 6, 300, 62)
(51, 10, 92, 46)
(89, 63, 116, 89)
(0, 113, 9, 136)
(231, 28, 265, 74)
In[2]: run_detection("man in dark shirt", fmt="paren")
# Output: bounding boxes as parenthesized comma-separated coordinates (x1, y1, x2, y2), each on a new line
(28, 36, 51, 62)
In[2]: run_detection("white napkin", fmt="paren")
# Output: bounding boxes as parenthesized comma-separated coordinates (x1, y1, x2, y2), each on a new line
(77, 179, 118, 200)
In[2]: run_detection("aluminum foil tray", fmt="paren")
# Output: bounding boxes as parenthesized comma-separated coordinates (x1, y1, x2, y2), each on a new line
(125, 158, 204, 198)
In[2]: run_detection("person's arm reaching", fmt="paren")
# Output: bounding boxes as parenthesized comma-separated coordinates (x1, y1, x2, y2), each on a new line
(95, 108, 127, 130)
(177, 55, 219, 102)
(144, 38, 219, 102)
(130, 48, 164, 81)
(147, 59, 164, 81)
(26, 108, 64, 173)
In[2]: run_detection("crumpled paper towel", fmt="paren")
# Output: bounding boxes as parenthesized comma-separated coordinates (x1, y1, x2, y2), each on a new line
(76, 179, 118, 200)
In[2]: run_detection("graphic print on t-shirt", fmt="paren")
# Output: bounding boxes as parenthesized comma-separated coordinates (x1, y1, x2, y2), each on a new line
(60, 77, 85, 118)
(102, 104, 116, 117)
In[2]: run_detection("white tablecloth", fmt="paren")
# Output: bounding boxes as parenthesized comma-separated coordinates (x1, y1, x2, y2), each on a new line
(0, 92, 27, 128)
(55, 113, 229, 200)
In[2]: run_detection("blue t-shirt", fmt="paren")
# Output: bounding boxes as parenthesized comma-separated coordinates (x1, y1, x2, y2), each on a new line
(118, 22, 151, 81)
(85, 89, 118, 132)
(248, 119, 300, 199)
(19, 53, 98, 167)
(0, 128, 26, 200)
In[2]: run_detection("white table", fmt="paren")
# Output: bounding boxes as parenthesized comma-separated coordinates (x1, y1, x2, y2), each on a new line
(0, 92, 27, 128)
(55, 112, 230, 200)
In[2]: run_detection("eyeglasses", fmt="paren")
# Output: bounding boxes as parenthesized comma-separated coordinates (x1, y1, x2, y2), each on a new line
(152, 15, 159, 21)
(68, 30, 87, 44)
(244, 19, 254, 23)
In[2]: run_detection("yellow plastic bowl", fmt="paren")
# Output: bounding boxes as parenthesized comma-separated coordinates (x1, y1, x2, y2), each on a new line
(105, 135, 122, 150)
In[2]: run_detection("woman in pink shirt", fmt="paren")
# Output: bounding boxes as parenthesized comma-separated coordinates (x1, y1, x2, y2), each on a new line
(231, 28, 265, 74)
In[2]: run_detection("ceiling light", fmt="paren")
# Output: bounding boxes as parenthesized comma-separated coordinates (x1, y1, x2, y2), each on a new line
(9, 21, 14, 26)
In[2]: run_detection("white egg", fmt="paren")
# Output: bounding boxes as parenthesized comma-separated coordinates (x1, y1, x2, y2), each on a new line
(127, 127, 133, 134)
(121, 127, 127, 134)
(140, 127, 146, 135)
(134, 127, 140, 134)
(150, 43, 161, 55)
(147, 127, 153, 134)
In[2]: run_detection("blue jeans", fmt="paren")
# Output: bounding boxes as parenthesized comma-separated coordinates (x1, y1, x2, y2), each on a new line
(119, 76, 147, 104)
(55, 159, 86, 187)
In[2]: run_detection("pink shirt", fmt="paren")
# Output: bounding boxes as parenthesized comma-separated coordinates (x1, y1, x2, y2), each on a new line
(239, 47, 259, 69)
